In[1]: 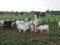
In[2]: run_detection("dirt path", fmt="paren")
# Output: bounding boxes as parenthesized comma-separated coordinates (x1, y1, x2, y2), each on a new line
(0, 28, 48, 40)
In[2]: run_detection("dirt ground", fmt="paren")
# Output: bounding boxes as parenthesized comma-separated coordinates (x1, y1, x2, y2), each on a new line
(0, 27, 60, 45)
(0, 27, 48, 40)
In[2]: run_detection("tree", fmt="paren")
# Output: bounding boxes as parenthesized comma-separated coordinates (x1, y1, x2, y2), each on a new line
(34, 11, 40, 17)
(20, 12, 24, 15)
(46, 9, 49, 13)
(40, 12, 46, 17)
(15, 11, 18, 16)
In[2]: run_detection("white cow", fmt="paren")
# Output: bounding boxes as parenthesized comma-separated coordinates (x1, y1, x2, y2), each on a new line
(58, 22, 60, 26)
(0, 20, 4, 26)
(16, 19, 24, 26)
(37, 25, 49, 33)
(16, 20, 32, 33)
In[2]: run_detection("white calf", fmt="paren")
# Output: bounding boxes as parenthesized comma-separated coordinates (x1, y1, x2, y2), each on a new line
(37, 25, 49, 33)
(0, 20, 4, 26)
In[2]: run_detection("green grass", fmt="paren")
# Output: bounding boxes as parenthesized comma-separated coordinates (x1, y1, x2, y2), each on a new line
(0, 14, 34, 20)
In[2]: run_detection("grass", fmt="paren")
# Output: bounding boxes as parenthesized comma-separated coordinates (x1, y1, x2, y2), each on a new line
(0, 14, 34, 20)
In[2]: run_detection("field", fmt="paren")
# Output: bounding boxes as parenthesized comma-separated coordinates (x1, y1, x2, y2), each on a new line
(0, 14, 60, 45)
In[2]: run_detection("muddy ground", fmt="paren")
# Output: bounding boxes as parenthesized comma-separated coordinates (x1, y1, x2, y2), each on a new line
(0, 27, 60, 45)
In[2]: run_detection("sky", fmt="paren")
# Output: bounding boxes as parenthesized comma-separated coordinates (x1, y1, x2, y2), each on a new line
(0, 0, 60, 12)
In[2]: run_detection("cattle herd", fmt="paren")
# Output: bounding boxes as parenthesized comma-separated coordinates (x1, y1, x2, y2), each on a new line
(0, 18, 49, 33)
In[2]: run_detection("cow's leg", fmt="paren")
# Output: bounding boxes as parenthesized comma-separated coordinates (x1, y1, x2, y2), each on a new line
(4, 24, 6, 29)
(18, 29, 21, 33)
(35, 24, 37, 32)
(23, 30, 26, 33)
(47, 28, 49, 33)
(35, 30, 37, 32)
(40, 29, 42, 33)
